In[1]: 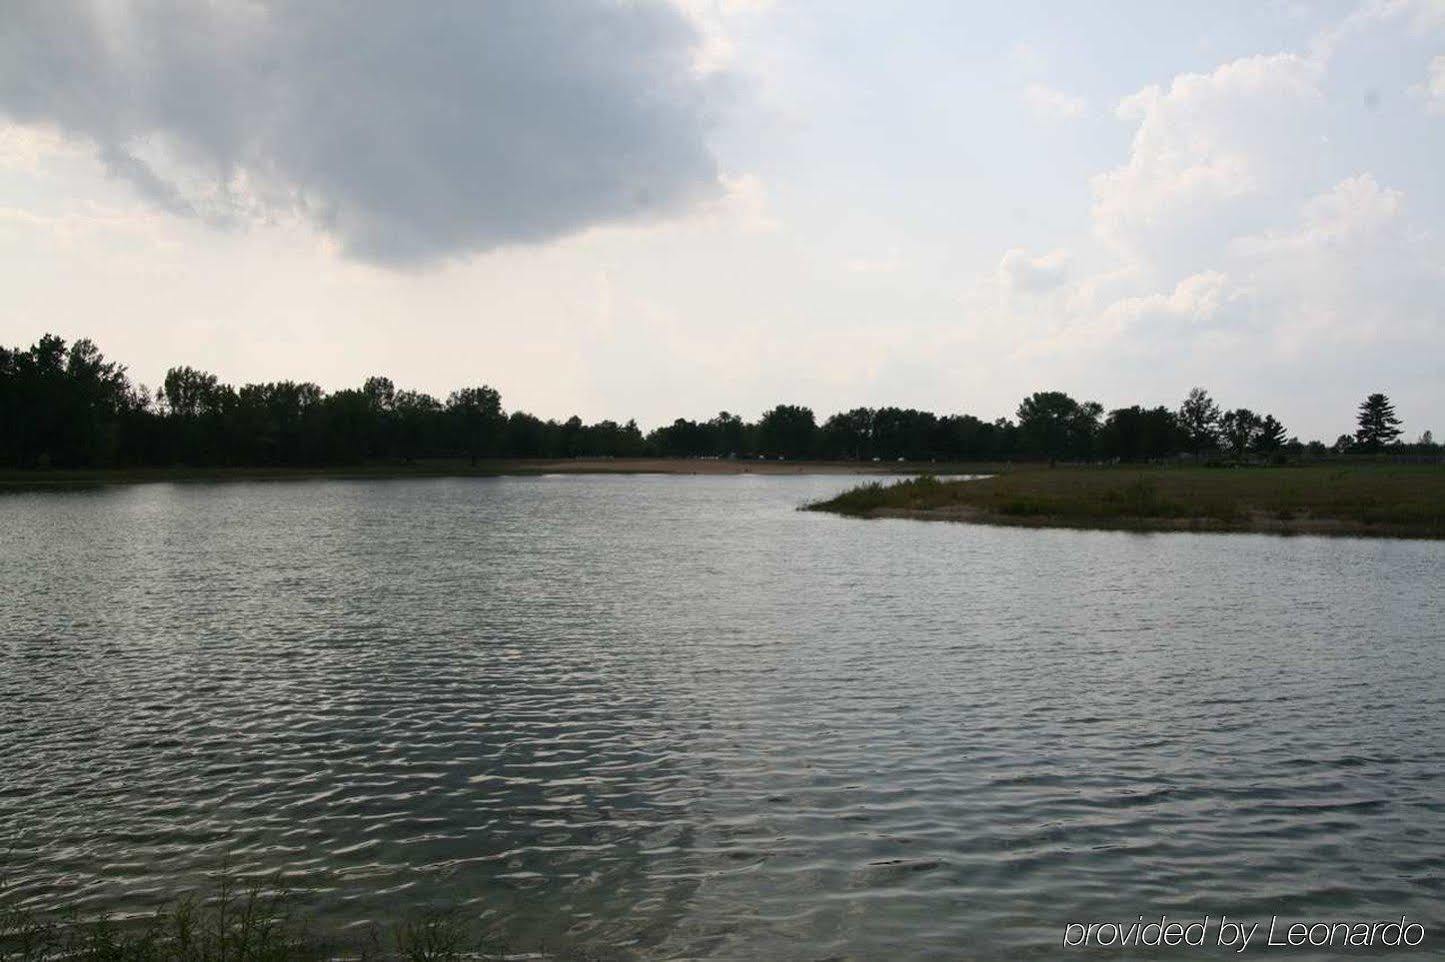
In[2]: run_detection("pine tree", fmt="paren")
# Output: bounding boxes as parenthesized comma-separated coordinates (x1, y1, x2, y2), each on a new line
(1254, 414, 1288, 455)
(1355, 393, 1402, 451)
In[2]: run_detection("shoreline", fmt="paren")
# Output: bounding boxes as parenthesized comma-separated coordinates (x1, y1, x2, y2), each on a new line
(806, 467, 1445, 541)
(848, 504, 1443, 540)
(0, 458, 998, 489)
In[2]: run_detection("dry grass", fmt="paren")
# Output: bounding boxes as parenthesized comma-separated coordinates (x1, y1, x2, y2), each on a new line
(808, 465, 1445, 538)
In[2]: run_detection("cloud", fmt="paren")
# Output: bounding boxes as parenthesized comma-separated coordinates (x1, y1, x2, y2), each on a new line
(672, 0, 775, 73)
(998, 248, 1070, 292)
(1022, 83, 1087, 120)
(0, 124, 76, 172)
(1101, 271, 1232, 328)
(846, 249, 902, 275)
(980, 5, 1445, 427)
(704, 173, 780, 232)
(1314, 0, 1445, 60)
(1091, 53, 1325, 267)
(1232, 174, 1403, 255)
(1419, 54, 1445, 112)
(0, 0, 726, 267)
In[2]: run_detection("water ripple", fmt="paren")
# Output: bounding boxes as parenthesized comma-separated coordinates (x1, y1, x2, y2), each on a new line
(2, 476, 1443, 960)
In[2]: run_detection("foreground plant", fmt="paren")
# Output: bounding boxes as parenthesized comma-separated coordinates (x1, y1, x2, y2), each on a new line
(0, 871, 607, 962)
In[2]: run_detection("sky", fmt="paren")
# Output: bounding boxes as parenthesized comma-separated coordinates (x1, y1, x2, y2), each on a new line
(1, 0, 1442, 441)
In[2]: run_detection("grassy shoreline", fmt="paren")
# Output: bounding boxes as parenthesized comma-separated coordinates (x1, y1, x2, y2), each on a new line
(806, 466, 1445, 539)
(0, 458, 1007, 490)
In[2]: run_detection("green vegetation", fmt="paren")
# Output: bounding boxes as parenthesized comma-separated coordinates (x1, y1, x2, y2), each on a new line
(0, 873, 606, 962)
(4, 334, 1440, 471)
(808, 465, 1445, 538)
(1355, 392, 1404, 450)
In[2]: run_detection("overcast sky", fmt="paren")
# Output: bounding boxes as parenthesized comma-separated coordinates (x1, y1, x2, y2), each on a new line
(2, 0, 1442, 439)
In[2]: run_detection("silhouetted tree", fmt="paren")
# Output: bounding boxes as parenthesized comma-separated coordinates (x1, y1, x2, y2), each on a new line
(0, 333, 1404, 471)
(162, 366, 222, 418)
(707, 411, 746, 457)
(933, 414, 1015, 461)
(820, 407, 873, 460)
(1178, 387, 1221, 458)
(0, 336, 138, 466)
(394, 390, 442, 463)
(1016, 391, 1101, 464)
(504, 411, 547, 457)
(358, 376, 397, 458)
(757, 404, 816, 458)
(362, 376, 395, 411)
(447, 386, 503, 464)
(1219, 409, 1262, 460)
(649, 418, 711, 457)
(1098, 406, 1185, 461)
(1355, 393, 1402, 451)
(872, 407, 938, 460)
(1254, 414, 1288, 456)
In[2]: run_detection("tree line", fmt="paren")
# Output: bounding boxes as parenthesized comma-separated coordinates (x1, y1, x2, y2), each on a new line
(1, 334, 1435, 469)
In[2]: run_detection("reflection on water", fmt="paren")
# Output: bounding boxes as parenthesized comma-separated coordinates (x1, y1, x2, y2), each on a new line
(2, 475, 1442, 959)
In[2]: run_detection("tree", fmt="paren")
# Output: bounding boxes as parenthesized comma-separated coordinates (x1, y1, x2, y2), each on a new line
(7, 331, 1409, 473)
(1355, 393, 1402, 451)
(1016, 391, 1100, 464)
(162, 365, 237, 464)
(162, 366, 223, 418)
(872, 407, 938, 461)
(1219, 409, 1262, 460)
(820, 408, 873, 460)
(1253, 414, 1288, 455)
(394, 390, 442, 462)
(757, 404, 816, 458)
(1098, 406, 1185, 461)
(360, 376, 397, 458)
(362, 376, 395, 412)
(1178, 387, 1221, 457)
(649, 417, 710, 457)
(446, 386, 503, 464)
(707, 411, 746, 457)
(933, 413, 1013, 460)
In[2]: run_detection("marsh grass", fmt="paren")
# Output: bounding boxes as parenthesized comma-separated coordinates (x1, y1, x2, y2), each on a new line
(807, 465, 1445, 537)
(0, 873, 613, 962)
(814, 475, 950, 515)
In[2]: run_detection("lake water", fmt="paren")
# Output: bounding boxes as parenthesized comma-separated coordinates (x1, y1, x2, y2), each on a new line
(2, 475, 1442, 960)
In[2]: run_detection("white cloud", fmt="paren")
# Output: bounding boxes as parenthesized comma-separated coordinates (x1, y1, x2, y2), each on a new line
(1102, 271, 1232, 327)
(671, 0, 775, 73)
(4, 0, 1444, 440)
(998, 248, 1071, 293)
(1022, 83, 1087, 120)
(846, 249, 902, 275)
(978, 6, 1445, 430)
(0, 1, 727, 267)
(699, 173, 780, 232)
(0, 123, 75, 172)
(1232, 174, 1403, 254)
(1315, 0, 1445, 60)
(1418, 54, 1445, 111)
(1092, 53, 1325, 266)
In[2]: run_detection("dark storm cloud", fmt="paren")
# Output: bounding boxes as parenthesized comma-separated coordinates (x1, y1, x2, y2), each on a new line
(0, 1, 723, 265)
